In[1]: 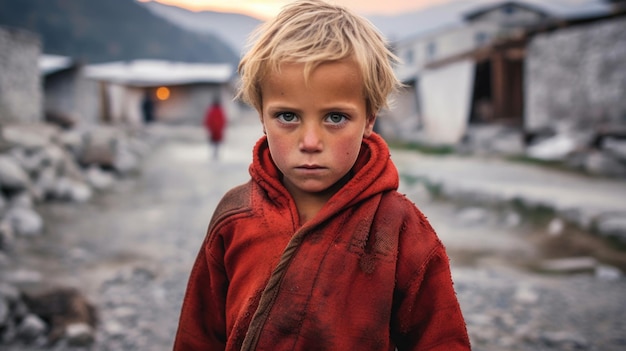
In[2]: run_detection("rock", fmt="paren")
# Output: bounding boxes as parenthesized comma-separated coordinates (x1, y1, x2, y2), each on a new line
(32, 165, 57, 199)
(584, 151, 626, 178)
(1, 123, 59, 150)
(503, 211, 522, 228)
(79, 127, 118, 168)
(103, 319, 125, 337)
(537, 256, 597, 274)
(17, 313, 47, 342)
(0, 219, 16, 250)
(65, 322, 95, 346)
(57, 129, 83, 156)
(595, 214, 626, 244)
(85, 166, 115, 190)
(0, 155, 32, 191)
(52, 177, 92, 203)
(514, 284, 539, 304)
(457, 207, 491, 226)
(8, 147, 47, 175)
(0, 192, 5, 214)
(23, 287, 98, 344)
(526, 134, 576, 161)
(0, 283, 21, 304)
(9, 191, 34, 209)
(6, 269, 43, 285)
(40, 143, 67, 170)
(0, 296, 9, 326)
(595, 265, 622, 281)
(114, 147, 140, 176)
(602, 137, 626, 162)
(4, 206, 44, 237)
(547, 217, 565, 236)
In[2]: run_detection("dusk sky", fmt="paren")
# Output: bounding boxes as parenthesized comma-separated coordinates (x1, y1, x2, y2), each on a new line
(138, 0, 456, 19)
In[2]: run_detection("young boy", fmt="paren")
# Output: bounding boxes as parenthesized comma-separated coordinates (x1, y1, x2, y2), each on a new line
(174, 1, 470, 350)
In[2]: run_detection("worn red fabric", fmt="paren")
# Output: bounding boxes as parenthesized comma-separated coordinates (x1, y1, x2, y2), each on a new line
(204, 104, 226, 142)
(174, 133, 470, 351)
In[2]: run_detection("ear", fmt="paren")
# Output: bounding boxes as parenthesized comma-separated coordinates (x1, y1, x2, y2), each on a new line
(363, 115, 376, 138)
(259, 114, 267, 135)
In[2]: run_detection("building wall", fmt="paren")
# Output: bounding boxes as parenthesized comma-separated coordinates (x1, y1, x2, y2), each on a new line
(377, 83, 422, 141)
(525, 17, 626, 132)
(44, 68, 101, 126)
(0, 26, 42, 124)
(468, 5, 546, 29)
(418, 59, 475, 145)
(153, 84, 234, 125)
(394, 23, 496, 80)
(101, 82, 237, 127)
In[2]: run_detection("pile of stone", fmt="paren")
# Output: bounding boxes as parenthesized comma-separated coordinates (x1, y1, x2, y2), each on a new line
(0, 283, 97, 348)
(0, 121, 152, 347)
(461, 123, 626, 179)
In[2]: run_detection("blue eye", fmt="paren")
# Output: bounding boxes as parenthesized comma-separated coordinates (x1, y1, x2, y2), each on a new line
(276, 112, 297, 123)
(326, 113, 347, 124)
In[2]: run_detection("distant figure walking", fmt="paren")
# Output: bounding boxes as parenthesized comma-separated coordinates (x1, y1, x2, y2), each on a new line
(203, 98, 227, 160)
(141, 90, 155, 124)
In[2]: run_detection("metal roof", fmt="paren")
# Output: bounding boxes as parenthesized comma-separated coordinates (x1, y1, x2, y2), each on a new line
(39, 54, 76, 75)
(84, 59, 234, 87)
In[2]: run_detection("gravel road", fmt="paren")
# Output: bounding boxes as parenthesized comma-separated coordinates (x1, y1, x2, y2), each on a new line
(5, 120, 626, 351)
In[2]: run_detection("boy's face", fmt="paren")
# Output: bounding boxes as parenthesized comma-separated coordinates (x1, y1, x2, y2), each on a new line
(260, 60, 374, 199)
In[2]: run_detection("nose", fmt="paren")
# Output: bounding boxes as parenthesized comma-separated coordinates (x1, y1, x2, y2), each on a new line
(299, 122, 323, 152)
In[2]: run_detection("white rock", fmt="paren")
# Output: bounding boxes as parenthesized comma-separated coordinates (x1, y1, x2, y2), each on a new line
(5, 207, 44, 237)
(538, 256, 597, 274)
(17, 314, 47, 341)
(547, 217, 565, 236)
(0, 155, 32, 191)
(595, 265, 622, 281)
(65, 322, 95, 346)
(527, 134, 576, 161)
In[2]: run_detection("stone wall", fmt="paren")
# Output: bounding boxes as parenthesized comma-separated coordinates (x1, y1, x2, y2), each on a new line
(0, 26, 42, 125)
(44, 67, 102, 126)
(525, 17, 626, 133)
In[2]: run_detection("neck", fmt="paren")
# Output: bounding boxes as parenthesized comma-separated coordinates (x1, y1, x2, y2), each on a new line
(284, 172, 352, 226)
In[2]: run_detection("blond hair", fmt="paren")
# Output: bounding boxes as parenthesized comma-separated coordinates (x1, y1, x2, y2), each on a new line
(237, 0, 401, 117)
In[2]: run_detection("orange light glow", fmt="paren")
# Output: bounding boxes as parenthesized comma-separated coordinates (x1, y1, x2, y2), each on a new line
(156, 87, 170, 101)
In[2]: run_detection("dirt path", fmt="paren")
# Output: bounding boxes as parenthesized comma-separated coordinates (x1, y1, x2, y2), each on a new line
(5, 120, 626, 351)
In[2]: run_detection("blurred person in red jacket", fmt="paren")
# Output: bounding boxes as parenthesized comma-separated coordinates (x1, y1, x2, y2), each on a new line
(174, 1, 470, 350)
(204, 98, 227, 160)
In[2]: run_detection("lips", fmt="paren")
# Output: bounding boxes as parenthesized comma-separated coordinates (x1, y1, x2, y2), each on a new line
(298, 164, 323, 169)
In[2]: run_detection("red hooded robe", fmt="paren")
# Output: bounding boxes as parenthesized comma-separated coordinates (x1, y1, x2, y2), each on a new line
(174, 133, 470, 350)
(204, 104, 226, 142)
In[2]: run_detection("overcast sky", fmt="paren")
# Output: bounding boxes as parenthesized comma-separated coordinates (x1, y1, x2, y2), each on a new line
(138, 0, 457, 19)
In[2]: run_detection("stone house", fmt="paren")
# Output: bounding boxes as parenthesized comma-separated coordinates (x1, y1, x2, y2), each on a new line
(383, 0, 619, 148)
(0, 26, 42, 125)
(85, 60, 239, 127)
(39, 55, 101, 127)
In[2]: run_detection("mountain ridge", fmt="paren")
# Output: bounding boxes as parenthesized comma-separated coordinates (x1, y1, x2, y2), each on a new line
(140, 0, 263, 55)
(0, 0, 238, 64)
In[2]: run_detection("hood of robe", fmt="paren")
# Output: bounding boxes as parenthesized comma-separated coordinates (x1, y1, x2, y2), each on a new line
(248, 132, 399, 225)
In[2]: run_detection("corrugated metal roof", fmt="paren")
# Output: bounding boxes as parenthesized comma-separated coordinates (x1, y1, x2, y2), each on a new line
(84, 60, 234, 87)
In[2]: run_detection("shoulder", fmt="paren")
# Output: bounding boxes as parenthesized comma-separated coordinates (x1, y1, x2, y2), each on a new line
(378, 190, 441, 248)
(378, 191, 430, 224)
(208, 181, 254, 230)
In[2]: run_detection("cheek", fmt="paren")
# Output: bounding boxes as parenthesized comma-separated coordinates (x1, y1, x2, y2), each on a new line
(335, 137, 363, 166)
(266, 134, 290, 168)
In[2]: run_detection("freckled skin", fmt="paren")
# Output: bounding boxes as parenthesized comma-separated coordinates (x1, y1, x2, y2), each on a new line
(260, 60, 375, 222)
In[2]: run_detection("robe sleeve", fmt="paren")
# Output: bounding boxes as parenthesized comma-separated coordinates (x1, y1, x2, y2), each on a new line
(392, 215, 471, 351)
(173, 234, 228, 351)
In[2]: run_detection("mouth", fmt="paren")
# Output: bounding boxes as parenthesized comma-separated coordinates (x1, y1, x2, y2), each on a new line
(297, 164, 324, 170)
